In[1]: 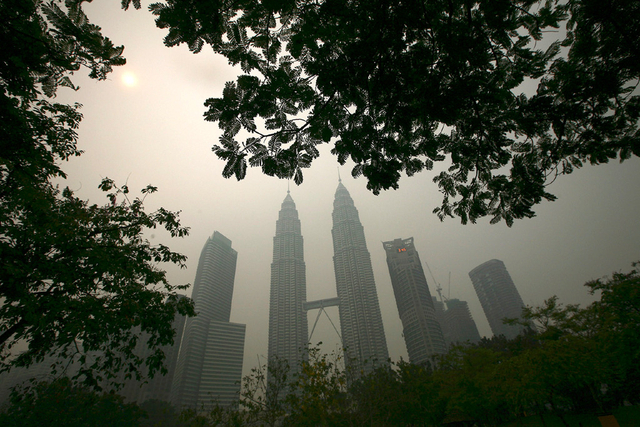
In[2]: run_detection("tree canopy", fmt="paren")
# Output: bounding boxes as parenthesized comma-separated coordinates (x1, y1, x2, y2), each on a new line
(142, 0, 639, 224)
(0, 377, 145, 427)
(229, 265, 640, 426)
(0, 0, 194, 388)
(2, 265, 637, 425)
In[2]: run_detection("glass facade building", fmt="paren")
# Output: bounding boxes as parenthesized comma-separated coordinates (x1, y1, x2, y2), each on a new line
(332, 181, 388, 373)
(268, 192, 308, 378)
(469, 259, 528, 339)
(383, 237, 446, 363)
(171, 232, 245, 409)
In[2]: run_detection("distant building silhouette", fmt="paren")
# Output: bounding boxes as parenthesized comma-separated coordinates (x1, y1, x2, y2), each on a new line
(1, 325, 191, 407)
(444, 298, 482, 344)
(332, 181, 388, 373)
(432, 297, 446, 324)
(268, 191, 308, 379)
(433, 296, 481, 346)
(0, 354, 70, 406)
(118, 298, 188, 404)
(171, 232, 245, 409)
(383, 237, 446, 363)
(469, 259, 528, 340)
(143, 300, 188, 402)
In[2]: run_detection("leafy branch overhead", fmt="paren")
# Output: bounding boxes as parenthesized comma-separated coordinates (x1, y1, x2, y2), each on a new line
(147, 0, 639, 225)
(1, 0, 194, 388)
(1, 179, 194, 387)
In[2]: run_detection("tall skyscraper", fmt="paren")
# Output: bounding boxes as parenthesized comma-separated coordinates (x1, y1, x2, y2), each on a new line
(469, 259, 527, 340)
(172, 232, 246, 409)
(383, 237, 446, 363)
(268, 191, 308, 377)
(332, 181, 388, 372)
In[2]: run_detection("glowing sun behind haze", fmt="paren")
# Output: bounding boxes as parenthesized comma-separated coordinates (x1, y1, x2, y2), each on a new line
(121, 72, 137, 87)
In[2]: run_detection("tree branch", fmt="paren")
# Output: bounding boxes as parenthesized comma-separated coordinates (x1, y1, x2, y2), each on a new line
(0, 318, 26, 347)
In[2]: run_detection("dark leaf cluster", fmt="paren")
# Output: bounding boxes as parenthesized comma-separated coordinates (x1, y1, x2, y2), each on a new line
(1, 0, 195, 389)
(0, 377, 145, 427)
(144, 0, 640, 225)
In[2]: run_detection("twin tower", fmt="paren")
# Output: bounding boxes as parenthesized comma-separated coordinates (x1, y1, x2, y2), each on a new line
(269, 181, 388, 374)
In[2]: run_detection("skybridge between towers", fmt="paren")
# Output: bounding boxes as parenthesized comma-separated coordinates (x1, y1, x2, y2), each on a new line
(304, 297, 341, 344)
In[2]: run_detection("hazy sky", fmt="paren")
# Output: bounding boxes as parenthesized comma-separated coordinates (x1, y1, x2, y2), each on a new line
(58, 2, 640, 376)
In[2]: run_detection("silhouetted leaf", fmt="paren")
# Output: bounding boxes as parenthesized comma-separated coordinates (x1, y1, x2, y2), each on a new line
(139, 0, 639, 225)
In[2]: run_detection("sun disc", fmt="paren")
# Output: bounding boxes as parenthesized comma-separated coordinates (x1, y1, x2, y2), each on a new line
(122, 72, 137, 87)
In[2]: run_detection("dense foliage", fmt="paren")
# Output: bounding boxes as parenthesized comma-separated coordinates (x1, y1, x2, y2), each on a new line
(0, 0, 194, 387)
(140, 0, 639, 225)
(194, 264, 640, 426)
(0, 377, 145, 427)
(2, 265, 638, 425)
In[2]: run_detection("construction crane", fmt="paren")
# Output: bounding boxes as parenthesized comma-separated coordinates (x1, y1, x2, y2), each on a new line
(424, 258, 451, 303)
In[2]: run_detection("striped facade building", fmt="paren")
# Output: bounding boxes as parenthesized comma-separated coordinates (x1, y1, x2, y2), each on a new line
(332, 181, 389, 373)
(171, 232, 245, 409)
(268, 192, 308, 377)
(469, 259, 528, 340)
(383, 237, 446, 363)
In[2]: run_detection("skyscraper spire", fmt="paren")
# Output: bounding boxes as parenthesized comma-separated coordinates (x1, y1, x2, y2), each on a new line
(331, 182, 388, 374)
(268, 192, 308, 377)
